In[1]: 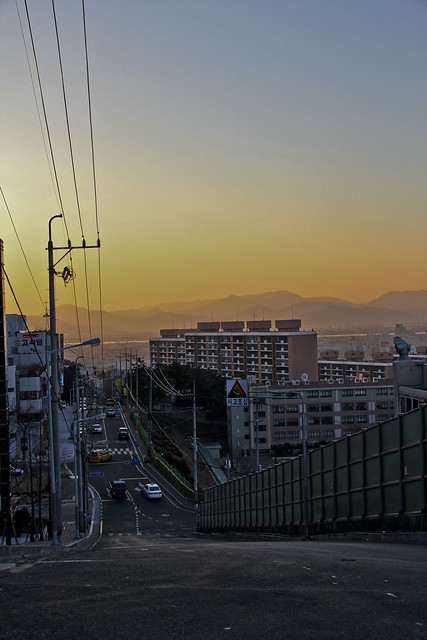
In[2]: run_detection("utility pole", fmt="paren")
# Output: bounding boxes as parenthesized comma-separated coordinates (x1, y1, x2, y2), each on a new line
(0, 239, 12, 545)
(47, 215, 100, 541)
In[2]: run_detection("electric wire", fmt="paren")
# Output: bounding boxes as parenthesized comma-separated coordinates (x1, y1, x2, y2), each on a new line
(3, 266, 70, 432)
(0, 186, 45, 311)
(81, 0, 105, 372)
(51, 0, 94, 363)
(14, 0, 61, 213)
(23, 0, 71, 240)
(144, 365, 185, 397)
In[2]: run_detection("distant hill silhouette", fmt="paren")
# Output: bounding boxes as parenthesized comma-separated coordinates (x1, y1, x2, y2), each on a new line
(26, 289, 427, 342)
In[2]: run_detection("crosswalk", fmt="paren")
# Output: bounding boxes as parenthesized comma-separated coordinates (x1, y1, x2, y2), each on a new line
(110, 447, 133, 456)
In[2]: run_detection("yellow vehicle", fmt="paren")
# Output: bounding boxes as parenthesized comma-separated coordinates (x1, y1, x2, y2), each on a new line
(86, 448, 113, 463)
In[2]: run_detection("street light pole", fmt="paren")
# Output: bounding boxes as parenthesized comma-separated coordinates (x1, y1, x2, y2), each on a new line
(249, 386, 310, 539)
(286, 391, 309, 539)
(192, 380, 198, 511)
(46, 337, 100, 545)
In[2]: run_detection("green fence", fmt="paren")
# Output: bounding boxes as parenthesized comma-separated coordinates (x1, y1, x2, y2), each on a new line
(197, 406, 427, 535)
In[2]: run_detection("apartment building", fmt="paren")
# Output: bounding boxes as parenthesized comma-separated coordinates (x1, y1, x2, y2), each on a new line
(228, 379, 395, 458)
(150, 319, 318, 385)
(318, 358, 394, 382)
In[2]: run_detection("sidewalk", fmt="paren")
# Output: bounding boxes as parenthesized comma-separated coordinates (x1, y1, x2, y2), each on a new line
(0, 471, 101, 564)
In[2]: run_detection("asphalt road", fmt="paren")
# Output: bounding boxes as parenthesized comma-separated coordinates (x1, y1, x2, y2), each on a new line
(1, 414, 426, 640)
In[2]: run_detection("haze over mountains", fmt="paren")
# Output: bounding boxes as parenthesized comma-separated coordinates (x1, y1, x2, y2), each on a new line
(28, 290, 427, 342)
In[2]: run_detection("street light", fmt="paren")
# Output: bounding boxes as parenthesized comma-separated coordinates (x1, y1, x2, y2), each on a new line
(47, 337, 100, 545)
(285, 391, 309, 540)
(248, 386, 310, 540)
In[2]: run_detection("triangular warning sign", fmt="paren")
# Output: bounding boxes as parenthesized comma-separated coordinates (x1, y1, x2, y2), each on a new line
(228, 380, 247, 398)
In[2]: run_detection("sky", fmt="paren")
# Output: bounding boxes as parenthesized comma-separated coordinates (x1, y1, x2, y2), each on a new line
(1, 0, 427, 321)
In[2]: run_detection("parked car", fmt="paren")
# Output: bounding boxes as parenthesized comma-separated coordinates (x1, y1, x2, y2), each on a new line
(118, 427, 129, 440)
(109, 480, 128, 499)
(140, 483, 162, 499)
(86, 448, 113, 463)
(90, 423, 103, 433)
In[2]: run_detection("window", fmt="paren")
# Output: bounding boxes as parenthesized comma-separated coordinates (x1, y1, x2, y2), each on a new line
(320, 390, 332, 398)
(342, 403, 354, 411)
(321, 404, 333, 412)
(322, 429, 333, 438)
(378, 415, 391, 422)
(321, 416, 333, 425)
(307, 404, 319, 412)
(286, 404, 298, 413)
(376, 388, 389, 396)
(355, 402, 367, 411)
(355, 389, 366, 396)
(309, 430, 320, 438)
(308, 417, 320, 425)
(344, 428, 357, 436)
(342, 416, 354, 424)
(376, 401, 388, 410)
(273, 431, 286, 440)
(356, 415, 368, 423)
(286, 418, 299, 427)
(273, 405, 284, 414)
(273, 418, 285, 427)
(287, 431, 299, 439)
(342, 389, 354, 397)
(307, 391, 319, 398)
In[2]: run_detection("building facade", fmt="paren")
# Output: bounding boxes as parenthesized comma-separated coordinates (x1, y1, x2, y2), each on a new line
(150, 319, 318, 385)
(228, 380, 395, 459)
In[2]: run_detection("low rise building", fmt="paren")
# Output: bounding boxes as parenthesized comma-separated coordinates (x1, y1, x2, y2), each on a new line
(228, 379, 395, 460)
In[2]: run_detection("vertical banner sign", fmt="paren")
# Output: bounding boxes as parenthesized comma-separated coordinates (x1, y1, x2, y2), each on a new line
(226, 379, 248, 407)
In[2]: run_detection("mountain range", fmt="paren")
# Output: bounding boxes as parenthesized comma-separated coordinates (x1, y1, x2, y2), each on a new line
(27, 289, 427, 342)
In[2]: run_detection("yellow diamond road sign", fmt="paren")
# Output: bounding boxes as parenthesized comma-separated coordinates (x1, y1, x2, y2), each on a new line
(226, 379, 248, 406)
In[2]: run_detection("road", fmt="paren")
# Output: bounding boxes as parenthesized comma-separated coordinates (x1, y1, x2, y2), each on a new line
(87, 412, 196, 538)
(0, 412, 426, 640)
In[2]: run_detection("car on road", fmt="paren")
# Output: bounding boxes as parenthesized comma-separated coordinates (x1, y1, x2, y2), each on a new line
(118, 427, 129, 440)
(106, 407, 116, 417)
(89, 423, 103, 433)
(10, 465, 24, 476)
(141, 483, 162, 499)
(108, 480, 128, 499)
(86, 448, 113, 463)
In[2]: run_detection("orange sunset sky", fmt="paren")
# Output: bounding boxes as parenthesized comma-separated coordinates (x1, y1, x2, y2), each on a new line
(1, 1, 427, 321)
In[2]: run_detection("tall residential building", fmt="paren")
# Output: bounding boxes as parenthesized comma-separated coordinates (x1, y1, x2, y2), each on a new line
(149, 319, 318, 385)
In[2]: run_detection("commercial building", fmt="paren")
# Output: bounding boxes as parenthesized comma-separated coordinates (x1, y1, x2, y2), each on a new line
(228, 379, 395, 460)
(150, 319, 318, 385)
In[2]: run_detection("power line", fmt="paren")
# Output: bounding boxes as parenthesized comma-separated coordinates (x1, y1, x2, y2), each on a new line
(23, 0, 71, 240)
(0, 186, 45, 311)
(81, 0, 104, 373)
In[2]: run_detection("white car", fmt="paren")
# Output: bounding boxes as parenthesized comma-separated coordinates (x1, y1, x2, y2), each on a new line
(10, 465, 24, 476)
(90, 423, 103, 433)
(141, 483, 162, 499)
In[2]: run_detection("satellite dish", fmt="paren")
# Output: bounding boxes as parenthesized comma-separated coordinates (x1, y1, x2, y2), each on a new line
(301, 373, 309, 381)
